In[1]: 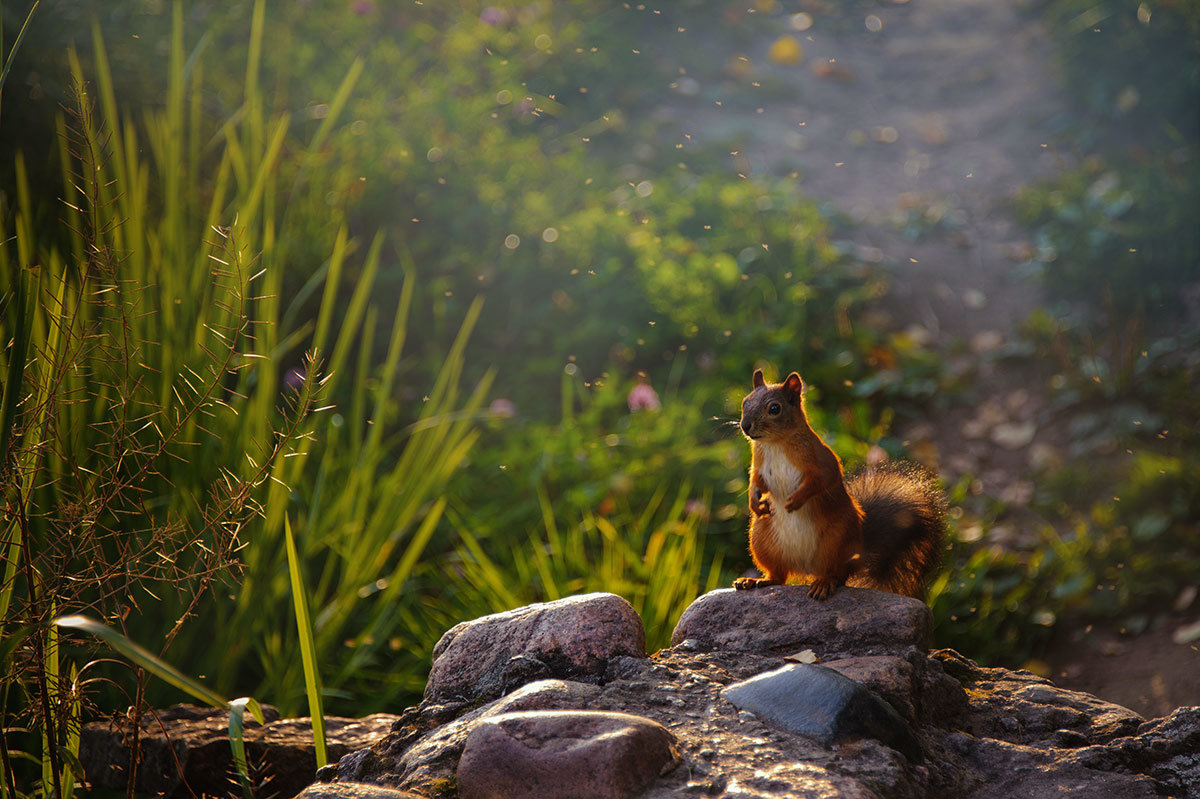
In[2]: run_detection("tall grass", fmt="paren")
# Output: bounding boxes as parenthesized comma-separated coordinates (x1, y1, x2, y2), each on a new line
(1, 0, 487, 793)
(450, 484, 727, 653)
(444, 370, 731, 652)
(2, 5, 749, 795)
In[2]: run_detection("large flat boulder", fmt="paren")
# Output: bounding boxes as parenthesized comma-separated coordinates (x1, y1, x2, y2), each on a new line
(671, 586, 932, 657)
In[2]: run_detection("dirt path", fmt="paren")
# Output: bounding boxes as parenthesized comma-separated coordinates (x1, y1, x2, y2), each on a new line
(662, 0, 1199, 717)
(667, 0, 1067, 515)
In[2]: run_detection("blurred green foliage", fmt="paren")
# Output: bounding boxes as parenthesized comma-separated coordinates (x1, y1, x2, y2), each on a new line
(932, 446, 1200, 665)
(1018, 155, 1200, 314)
(957, 0, 1200, 664)
(1038, 0, 1200, 143)
(1022, 0, 1199, 314)
(936, 0, 1200, 666)
(1, 2, 939, 743)
(2, 0, 1194, 758)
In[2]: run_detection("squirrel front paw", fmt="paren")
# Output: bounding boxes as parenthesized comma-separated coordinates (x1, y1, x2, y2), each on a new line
(734, 576, 781, 590)
(750, 486, 772, 517)
(783, 494, 808, 513)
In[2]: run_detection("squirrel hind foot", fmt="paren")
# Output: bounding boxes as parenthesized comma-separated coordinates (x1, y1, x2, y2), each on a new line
(806, 577, 842, 600)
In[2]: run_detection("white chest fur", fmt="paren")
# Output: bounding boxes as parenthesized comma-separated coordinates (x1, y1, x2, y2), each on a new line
(758, 441, 802, 499)
(757, 442, 819, 571)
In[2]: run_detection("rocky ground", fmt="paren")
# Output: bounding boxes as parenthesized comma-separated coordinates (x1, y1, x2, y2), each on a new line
(82, 591, 1200, 798)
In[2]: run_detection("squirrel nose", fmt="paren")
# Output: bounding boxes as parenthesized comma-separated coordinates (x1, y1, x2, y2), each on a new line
(740, 420, 752, 436)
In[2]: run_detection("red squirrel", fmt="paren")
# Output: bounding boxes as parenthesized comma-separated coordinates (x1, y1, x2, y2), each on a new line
(735, 369, 945, 600)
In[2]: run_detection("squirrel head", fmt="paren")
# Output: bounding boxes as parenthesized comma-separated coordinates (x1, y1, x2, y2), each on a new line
(739, 369, 808, 440)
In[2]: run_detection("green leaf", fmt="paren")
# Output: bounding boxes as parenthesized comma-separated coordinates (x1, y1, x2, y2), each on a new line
(0, 265, 33, 478)
(0, 624, 34, 667)
(52, 616, 229, 709)
(0, 1, 40, 103)
(228, 695, 266, 799)
(1132, 512, 1169, 542)
(285, 515, 327, 767)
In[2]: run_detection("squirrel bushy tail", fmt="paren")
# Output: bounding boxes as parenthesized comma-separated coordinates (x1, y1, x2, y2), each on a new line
(845, 463, 946, 599)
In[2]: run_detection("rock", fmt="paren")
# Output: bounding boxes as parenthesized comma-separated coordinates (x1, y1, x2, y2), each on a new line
(79, 704, 398, 799)
(670, 586, 931, 657)
(83, 593, 1200, 799)
(456, 710, 679, 799)
(1064, 706, 1200, 795)
(295, 783, 424, 799)
(335, 680, 606, 792)
(948, 735, 1161, 799)
(484, 678, 602, 715)
(720, 663, 923, 762)
(825, 655, 919, 722)
(939, 652, 1145, 745)
(425, 592, 646, 704)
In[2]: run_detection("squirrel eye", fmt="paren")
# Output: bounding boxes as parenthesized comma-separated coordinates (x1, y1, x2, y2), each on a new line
(768, 402, 781, 415)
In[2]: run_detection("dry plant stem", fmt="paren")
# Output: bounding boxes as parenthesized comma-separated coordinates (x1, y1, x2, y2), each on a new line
(0, 681, 18, 799)
(18, 496, 63, 799)
(0, 76, 324, 790)
(127, 670, 145, 799)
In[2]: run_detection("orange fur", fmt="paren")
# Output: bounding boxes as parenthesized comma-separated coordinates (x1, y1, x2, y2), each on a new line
(735, 369, 941, 600)
(739, 429, 865, 598)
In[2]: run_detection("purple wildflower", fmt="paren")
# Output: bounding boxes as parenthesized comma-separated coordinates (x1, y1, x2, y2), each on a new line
(480, 7, 510, 25)
(627, 382, 661, 412)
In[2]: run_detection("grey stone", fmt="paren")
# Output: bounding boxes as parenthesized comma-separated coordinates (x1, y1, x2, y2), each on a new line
(720, 663, 922, 762)
(334, 680, 607, 794)
(94, 598, 1197, 799)
(671, 586, 931, 657)
(425, 592, 646, 703)
(456, 710, 679, 799)
(86, 641, 1200, 799)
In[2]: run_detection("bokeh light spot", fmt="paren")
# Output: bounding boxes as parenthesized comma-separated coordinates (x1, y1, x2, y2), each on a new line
(789, 13, 813, 31)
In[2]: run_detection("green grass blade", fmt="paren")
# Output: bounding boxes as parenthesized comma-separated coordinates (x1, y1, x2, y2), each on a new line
(284, 515, 327, 767)
(0, 266, 32, 473)
(0, 1, 39, 102)
(59, 663, 82, 799)
(306, 57, 364, 156)
(311, 225, 348, 359)
(326, 230, 384, 389)
(42, 609, 60, 795)
(228, 695, 266, 799)
(239, 114, 289, 233)
(53, 616, 229, 709)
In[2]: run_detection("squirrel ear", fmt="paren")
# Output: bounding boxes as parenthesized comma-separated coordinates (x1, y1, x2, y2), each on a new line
(783, 372, 804, 399)
(752, 369, 765, 388)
